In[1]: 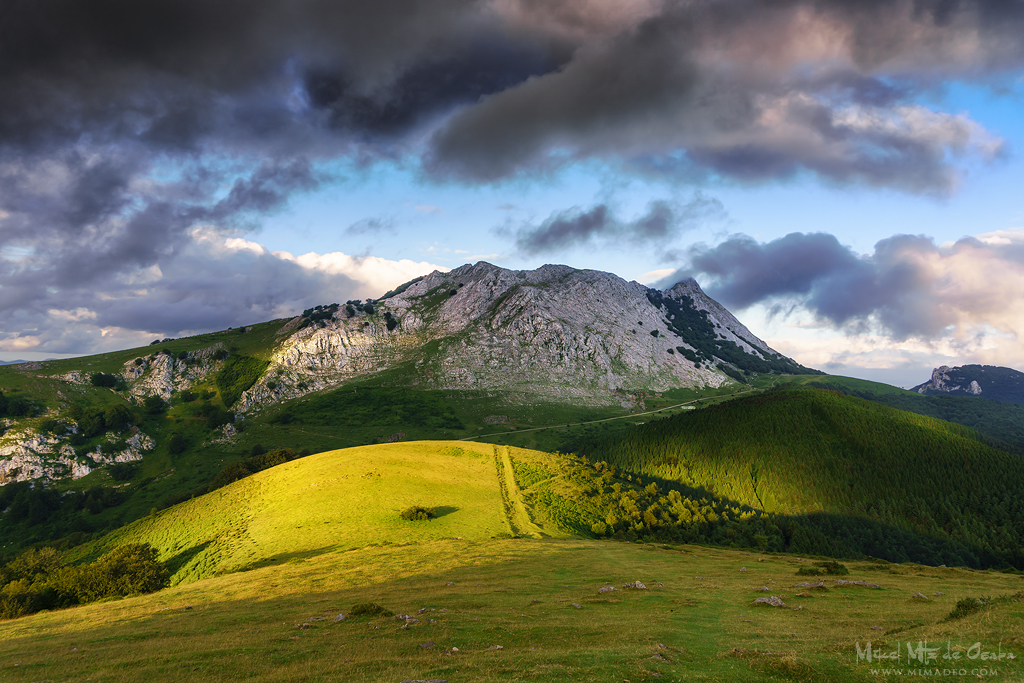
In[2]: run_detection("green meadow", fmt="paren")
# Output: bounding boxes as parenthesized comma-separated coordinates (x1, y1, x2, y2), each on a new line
(2, 538, 1022, 682)
(2, 439, 1023, 682)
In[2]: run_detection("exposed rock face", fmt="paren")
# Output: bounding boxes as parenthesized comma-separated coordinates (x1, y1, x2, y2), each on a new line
(238, 262, 806, 412)
(0, 426, 155, 485)
(123, 346, 225, 399)
(912, 364, 1024, 404)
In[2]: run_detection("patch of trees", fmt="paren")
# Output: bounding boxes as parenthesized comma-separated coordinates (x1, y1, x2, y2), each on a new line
(187, 401, 234, 430)
(204, 447, 297, 493)
(271, 386, 464, 431)
(565, 388, 1024, 568)
(0, 544, 168, 620)
(215, 355, 269, 407)
(377, 275, 425, 300)
(89, 372, 126, 389)
(0, 483, 125, 527)
(66, 403, 138, 439)
(0, 391, 38, 418)
(300, 303, 340, 329)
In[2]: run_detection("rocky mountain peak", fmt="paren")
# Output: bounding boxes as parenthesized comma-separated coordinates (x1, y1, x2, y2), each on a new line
(235, 262, 816, 412)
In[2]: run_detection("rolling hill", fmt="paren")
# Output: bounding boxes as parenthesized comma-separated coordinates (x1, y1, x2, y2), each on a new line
(569, 388, 1024, 568)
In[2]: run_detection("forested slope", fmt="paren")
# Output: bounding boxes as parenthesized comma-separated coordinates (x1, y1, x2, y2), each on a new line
(571, 388, 1024, 568)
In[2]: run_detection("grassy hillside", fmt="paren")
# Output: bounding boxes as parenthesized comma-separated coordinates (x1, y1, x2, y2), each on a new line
(69, 441, 535, 585)
(570, 388, 1024, 568)
(2, 537, 1021, 682)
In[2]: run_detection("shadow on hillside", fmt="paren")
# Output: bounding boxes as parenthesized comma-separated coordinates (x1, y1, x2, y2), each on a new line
(432, 506, 459, 518)
(620, 471, 1013, 569)
(164, 540, 213, 576)
(239, 545, 341, 572)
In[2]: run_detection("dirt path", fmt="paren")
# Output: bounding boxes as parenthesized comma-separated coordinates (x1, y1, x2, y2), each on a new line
(494, 445, 550, 539)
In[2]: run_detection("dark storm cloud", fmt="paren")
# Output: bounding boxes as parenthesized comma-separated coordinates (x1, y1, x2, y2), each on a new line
(2, 0, 1023, 353)
(663, 230, 1024, 341)
(428, 0, 1021, 189)
(512, 195, 725, 255)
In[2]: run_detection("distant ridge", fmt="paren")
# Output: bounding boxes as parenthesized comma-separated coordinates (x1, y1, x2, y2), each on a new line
(912, 364, 1024, 404)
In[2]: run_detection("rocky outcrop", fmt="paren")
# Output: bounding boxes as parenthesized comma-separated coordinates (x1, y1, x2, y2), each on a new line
(123, 346, 225, 400)
(912, 364, 1024, 404)
(0, 426, 155, 485)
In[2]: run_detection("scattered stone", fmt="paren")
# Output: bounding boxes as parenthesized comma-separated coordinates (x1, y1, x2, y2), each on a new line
(792, 582, 826, 589)
(871, 626, 883, 631)
(650, 653, 668, 662)
(757, 558, 765, 562)
(796, 592, 812, 598)
(695, 576, 705, 580)
(739, 567, 747, 572)
(835, 580, 881, 589)
(334, 613, 346, 622)
(487, 644, 504, 650)
(444, 582, 455, 586)
(399, 679, 448, 683)
(451, 647, 459, 652)
(934, 592, 945, 596)
(753, 596, 788, 608)
(658, 582, 664, 587)
(792, 605, 804, 611)
(394, 614, 411, 621)
(757, 586, 770, 592)
(911, 592, 929, 600)
(428, 619, 437, 623)
(598, 586, 617, 594)
(624, 580, 647, 590)
(420, 642, 434, 649)
(571, 603, 582, 609)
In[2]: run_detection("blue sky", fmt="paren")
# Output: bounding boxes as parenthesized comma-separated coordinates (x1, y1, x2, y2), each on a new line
(1, 1, 1022, 388)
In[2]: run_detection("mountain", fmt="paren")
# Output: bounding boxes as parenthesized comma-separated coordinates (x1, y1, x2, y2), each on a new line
(0, 262, 813, 505)
(912, 364, 1024, 404)
(237, 262, 816, 413)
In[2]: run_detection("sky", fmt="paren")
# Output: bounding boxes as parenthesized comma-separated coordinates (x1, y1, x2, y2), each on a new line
(1, 0, 1023, 388)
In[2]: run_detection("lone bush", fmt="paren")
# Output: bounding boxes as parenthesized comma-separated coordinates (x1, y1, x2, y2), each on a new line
(400, 505, 435, 521)
(350, 602, 392, 617)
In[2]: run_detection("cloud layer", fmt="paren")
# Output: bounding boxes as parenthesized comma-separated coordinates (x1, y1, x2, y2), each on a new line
(662, 229, 1024, 369)
(2, 1, 1023, 353)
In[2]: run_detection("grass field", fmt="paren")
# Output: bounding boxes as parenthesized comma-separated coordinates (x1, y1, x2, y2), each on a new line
(3, 439, 1023, 682)
(2, 538, 1021, 682)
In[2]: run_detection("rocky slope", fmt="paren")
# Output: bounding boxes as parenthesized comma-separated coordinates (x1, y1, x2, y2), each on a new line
(913, 364, 1024, 404)
(238, 262, 813, 412)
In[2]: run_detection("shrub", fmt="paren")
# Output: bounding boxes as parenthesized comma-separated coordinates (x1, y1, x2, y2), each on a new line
(104, 404, 134, 432)
(168, 433, 188, 454)
(349, 602, 392, 617)
(179, 390, 196, 402)
(108, 462, 139, 482)
(946, 597, 987, 620)
(400, 505, 435, 521)
(143, 395, 166, 415)
(90, 372, 119, 388)
(814, 560, 849, 575)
